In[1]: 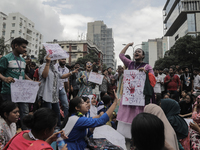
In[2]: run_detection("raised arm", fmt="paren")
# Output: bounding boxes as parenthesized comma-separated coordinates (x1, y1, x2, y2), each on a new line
(119, 43, 133, 68)
(120, 42, 133, 54)
(42, 55, 51, 78)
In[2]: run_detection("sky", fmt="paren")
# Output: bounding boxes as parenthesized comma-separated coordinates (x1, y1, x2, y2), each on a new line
(0, 0, 167, 66)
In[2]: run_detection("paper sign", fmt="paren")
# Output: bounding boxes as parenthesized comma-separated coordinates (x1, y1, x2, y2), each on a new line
(122, 70, 146, 106)
(43, 43, 69, 60)
(88, 72, 104, 85)
(11, 79, 40, 103)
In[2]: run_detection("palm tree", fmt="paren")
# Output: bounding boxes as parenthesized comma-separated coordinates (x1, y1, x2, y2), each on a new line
(0, 37, 10, 55)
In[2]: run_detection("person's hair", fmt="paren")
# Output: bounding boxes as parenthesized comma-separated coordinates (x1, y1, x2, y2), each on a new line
(194, 67, 199, 71)
(75, 62, 80, 65)
(11, 37, 28, 49)
(23, 108, 57, 132)
(61, 97, 83, 129)
(125, 54, 131, 60)
(102, 95, 111, 105)
(39, 59, 44, 65)
(169, 67, 174, 71)
(163, 94, 170, 99)
(31, 62, 36, 67)
(0, 101, 18, 120)
(177, 67, 182, 72)
(100, 91, 107, 99)
(102, 69, 107, 75)
(93, 66, 99, 73)
(82, 96, 89, 102)
(131, 113, 165, 150)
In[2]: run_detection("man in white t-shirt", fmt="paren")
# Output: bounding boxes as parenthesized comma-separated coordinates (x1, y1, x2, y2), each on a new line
(55, 58, 69, 117)
(154, 69, 162, 103)
(159, 68, 166, 98)
(193, 68, 200, 95)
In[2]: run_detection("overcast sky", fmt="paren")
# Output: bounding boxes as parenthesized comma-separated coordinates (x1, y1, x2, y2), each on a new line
(0, 0, 166, 66)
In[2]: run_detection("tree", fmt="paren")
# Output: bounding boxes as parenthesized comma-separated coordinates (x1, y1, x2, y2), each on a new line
(154, 35, 200, 69)
(0, 37, 10, 55)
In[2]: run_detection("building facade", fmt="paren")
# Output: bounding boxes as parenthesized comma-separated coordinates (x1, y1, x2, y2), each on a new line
(163, 0, 200, 48)
(47, 40, 103, 66)
(0, 12, 43, 59)
(87, 21, 115, 70)
(142, 37, 168, 67)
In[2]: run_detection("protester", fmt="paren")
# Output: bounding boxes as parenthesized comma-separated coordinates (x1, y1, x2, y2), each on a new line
(179, 94, 193, 118)
(0, 101, 19, 149)
(117, 42, 154, 142)
(180, 90, 187, 101)
(61, 94, 120, 150)
(76, 61, 95, 97)
(158, 68, 166, 97)
(107, 67, 114, 79)
(144, 104, 179, 150)
(89, 94, 98, 117)
(131, 113, 165, 150)
(82, 96, 90, 118)
(24, 56, 35, 80)
(70, 62, 80, 98)
(154, 69, 162, 104)
(193, 67, 200, 96)
(176, 67, 183, 78)
(33, 59, 43, 81)
(164, 67, 181, 102)
(5, 108, 68, 150)
(38, 55, 78, 128)
(180, 66, 194, 94)
(55, 59, 69, 117)
(99, 69, 110, 93)
(0, 37, 34, 130)
(160, 99, 188, 140)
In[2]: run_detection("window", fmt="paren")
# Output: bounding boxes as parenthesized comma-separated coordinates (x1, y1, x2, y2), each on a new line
(13, 16, 16, 20)
(67, 46, 69, 48)
(80, 54, 82, 56)
(19, 30, 22, 35)
(2, 31, 5, 36)
(35, 51, 37, 55)
(61, 46, 64, 48)
(20, 18, 23, 21)
(29, 23, 31, 27)
(71, 46, 77, 50)
(11, 30, 15, 33)
(12, 23, 15, 27)
(3, 23, 6, 29)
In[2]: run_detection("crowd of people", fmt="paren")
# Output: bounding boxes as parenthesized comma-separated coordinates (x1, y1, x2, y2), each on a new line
(0, 38, 200, 150)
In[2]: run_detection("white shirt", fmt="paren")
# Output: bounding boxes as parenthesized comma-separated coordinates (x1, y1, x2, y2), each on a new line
(54, 63, 69, 90)
(159, 73, 166, 92)
(193, 75, 200, 91)
(154, 75, 162, 93)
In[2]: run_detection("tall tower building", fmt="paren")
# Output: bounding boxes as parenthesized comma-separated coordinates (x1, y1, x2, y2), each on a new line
(163, 0, 200, 48)
(87, 21, 115, 69)
(0, 12, 43, 59)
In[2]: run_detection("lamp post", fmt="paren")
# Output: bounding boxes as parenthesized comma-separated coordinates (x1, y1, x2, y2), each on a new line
(122, 43, 144, 60)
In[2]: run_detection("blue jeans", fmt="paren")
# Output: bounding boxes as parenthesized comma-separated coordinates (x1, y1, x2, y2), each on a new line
(41, 101, 61, 127)
(59, 88, 69, 117)
(1, 94, 29, 130)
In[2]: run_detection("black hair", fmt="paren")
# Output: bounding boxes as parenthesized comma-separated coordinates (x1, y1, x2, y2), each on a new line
(169, 67, 174, 71)
(125, 54, 131, 60)
(75, 62, 80, 65)
(102, 95, 111, 105)
(193, 67, 199, 71)
(31, 62, 36, 67)
(82, 96, 89, 102)
(93, 66, 99, 73)
(0, 101, 18, 120)
(61, 97, 83, 129)
(11, 37, 28, 49)
(100, 91, 107, 99)
(177, 67, 182, 72)
(39, 59, 44, 65)
(131, 113, 165, 150)
(102, 69, 107, 75)
(23, 108, 57, 132)
(163, 94, 170, 99)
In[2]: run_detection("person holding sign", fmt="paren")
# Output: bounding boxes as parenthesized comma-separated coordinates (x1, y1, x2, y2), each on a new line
(38, 55, 78, 128)
(76, 61, 96, 97)
(117, 42, 154, 148)
(0, 37, 34, 130)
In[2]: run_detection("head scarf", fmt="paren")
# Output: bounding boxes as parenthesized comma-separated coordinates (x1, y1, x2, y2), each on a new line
(161, 99, 188, 140)
(144, 104, 179, 150)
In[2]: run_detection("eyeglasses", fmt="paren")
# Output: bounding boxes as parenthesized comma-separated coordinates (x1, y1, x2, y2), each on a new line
(86, 63, 92, 66)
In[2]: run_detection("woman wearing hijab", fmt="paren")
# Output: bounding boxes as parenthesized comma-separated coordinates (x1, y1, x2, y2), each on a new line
(144, 104, 179, 150)
(160, 99, 188, 140)
(189, 95, 200, 149)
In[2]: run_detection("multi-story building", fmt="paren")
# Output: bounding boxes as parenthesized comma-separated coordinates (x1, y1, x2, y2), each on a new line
(163, 0, 200, 48)
(142, 37, 168, 67)
(47, 39, 103, 66)
(0, 12, 43, 59)
(87, 21, 115, 70)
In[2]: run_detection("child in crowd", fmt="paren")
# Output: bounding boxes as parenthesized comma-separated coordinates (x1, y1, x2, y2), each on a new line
(90, 94, 97, 117)
(97, 92, 108, 112)
(82, 96, 90, 118)
(180, 90, 187, 101)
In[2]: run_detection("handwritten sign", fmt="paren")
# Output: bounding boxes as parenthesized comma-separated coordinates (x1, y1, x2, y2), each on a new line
(122, 70, 146, 106)
(43, 43, 69, 60)
(88, 72, 104, 85)
(11, 79, 40, 103)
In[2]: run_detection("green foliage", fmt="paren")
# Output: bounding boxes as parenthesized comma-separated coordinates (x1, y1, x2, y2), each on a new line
(0, 37, 10, 55)
(103, 64, 107, 70)
(154, 35, 200, 69)
(38, 48, 46, 62)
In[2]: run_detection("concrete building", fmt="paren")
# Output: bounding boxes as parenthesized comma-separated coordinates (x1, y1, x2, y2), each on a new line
(163, 0, 200, 48)
(87, 21, 115, 70)
(142, 37, 168, 67)
(47, 40, 103, 65)
(0, 12, 43, 59)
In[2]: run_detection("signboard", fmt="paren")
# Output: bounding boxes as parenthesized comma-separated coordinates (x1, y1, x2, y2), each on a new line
(88, 72, 104, 85)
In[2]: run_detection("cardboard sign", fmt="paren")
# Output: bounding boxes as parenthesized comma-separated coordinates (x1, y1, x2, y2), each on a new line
(88, 72, 104, 85)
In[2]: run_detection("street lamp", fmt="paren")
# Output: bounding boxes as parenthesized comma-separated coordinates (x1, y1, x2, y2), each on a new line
(122, 43, 144, 59)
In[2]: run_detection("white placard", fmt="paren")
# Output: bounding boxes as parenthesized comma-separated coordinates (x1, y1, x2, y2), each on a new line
(122, 70, 146, 106)
(43, 43, 69, 60)
(11, 79, 40, 103)
(88, 72, 104, 85)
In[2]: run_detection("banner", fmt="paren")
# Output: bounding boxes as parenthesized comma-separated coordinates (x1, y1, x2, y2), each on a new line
(11, 79, 40, 103)
(43, 43, 69, 60)
(88, 72, 104, 85)
(122, 70, 146, 106)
